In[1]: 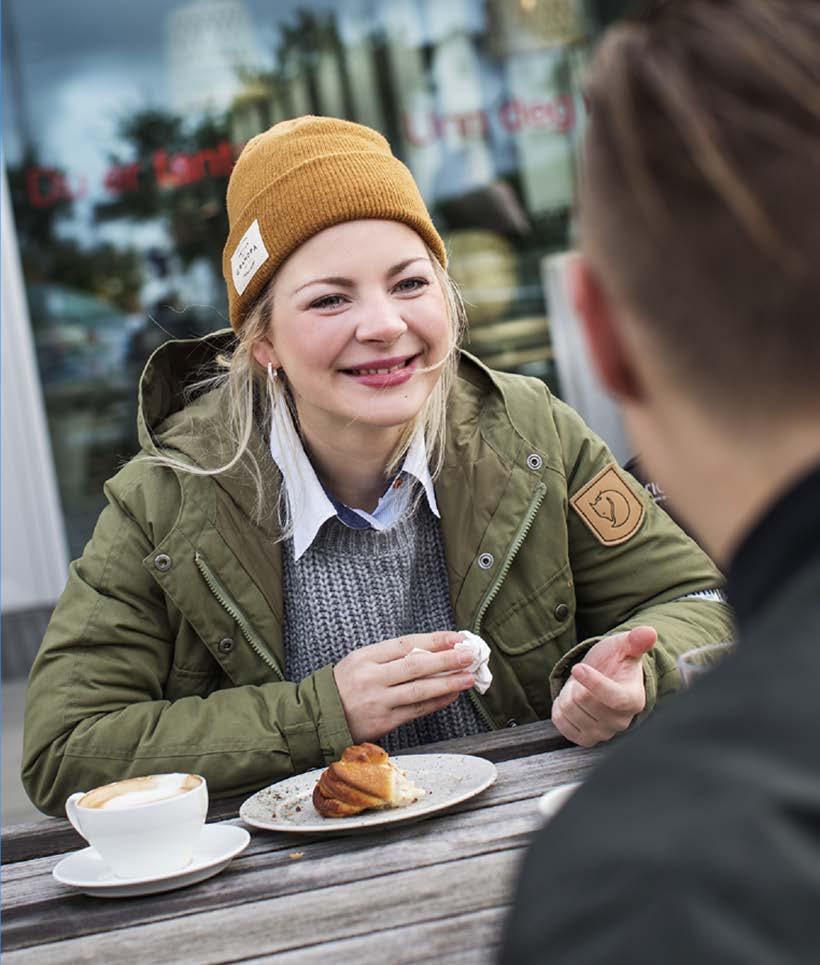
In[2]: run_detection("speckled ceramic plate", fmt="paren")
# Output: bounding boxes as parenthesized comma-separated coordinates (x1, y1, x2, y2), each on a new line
(239, 754, 498, 834)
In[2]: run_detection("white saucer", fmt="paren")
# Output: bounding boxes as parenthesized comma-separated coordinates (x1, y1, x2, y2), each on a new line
(537, 781, 582, 820)
(52, 823, 250, 898)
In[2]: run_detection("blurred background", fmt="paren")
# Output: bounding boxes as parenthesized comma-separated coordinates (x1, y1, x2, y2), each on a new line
(1, 0, 634, 822)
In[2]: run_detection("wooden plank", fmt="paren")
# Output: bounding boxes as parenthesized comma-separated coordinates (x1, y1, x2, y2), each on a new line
(206, 721, 570, 823)
(2, 747, 602, 951)
(2, 747, 598, 896)
(2, 743, 591, 889)
(1, 820, 85, 867)
(1, 721, 569, 864)
(4, 850, 522, 964)
(400, 720, 569, 761)
(0, 806, 255, 865)
(2, 798, 535, 930)
(2, 747, 598, 895)
(244, 906, 508, 965)
(3, 800, 529, 913)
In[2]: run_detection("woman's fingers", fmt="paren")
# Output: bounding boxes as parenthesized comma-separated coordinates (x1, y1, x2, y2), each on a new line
(619, 625, 658, 662)
(334, 632, 473, 742)
(381, 645, 474, 687)
(551, 696, 599, 747)
(370, 631, 463, 664)
(552, 671, 637, 747)
(571, 663, 645, 718)
(570, 684, 635, 734)
(553, 699, 611, 747)
(389, 672, 475, 712)
(389, 692, 462, 729)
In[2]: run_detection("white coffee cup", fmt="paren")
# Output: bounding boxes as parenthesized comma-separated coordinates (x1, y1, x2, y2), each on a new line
(65, 773, 208, 879)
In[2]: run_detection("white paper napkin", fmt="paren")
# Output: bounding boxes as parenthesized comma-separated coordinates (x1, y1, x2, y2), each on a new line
(410, 631, 492, 694)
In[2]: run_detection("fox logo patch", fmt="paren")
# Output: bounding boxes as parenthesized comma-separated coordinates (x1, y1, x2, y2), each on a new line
(591, 489, 632, 529)
(571, 465, 645, 546)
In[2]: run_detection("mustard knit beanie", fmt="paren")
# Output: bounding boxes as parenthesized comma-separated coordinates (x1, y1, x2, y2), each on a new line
(222, 115, 447, 331)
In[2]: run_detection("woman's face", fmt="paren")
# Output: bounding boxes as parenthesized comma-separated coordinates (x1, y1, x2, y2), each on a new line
(253, 219, 451, 446)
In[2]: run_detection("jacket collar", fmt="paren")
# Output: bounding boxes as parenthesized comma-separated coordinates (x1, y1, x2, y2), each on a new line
(727, 461, 820, 627)
(138, 330, 284, 538)
(434, 353, 550, 617)
(138, 337, 542, 592)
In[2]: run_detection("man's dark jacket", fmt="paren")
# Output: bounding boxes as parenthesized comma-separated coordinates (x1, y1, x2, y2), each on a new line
(501, 464, 820, 965)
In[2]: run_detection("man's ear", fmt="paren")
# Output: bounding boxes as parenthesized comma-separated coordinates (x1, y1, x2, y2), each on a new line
(568, 255, 643, 403)
(251, 338, 280, 371)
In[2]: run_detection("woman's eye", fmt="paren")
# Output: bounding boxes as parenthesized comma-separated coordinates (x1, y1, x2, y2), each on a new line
(310, 294, 346, 310)
(393, 277, 430, 294)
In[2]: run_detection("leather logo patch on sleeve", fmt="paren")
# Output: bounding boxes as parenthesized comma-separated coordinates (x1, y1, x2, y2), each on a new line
(570, 464, 646, 546)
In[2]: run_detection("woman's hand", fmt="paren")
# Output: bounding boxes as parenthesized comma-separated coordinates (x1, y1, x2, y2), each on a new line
(551, 626, 657, 748)
(334, 631, 476, 743)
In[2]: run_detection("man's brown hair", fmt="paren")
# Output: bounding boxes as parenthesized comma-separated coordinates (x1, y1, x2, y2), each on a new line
(580, 0, 820, 417)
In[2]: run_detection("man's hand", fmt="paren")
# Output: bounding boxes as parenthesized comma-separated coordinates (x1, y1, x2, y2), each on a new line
(334, 631, 476, 743)
(551, 626, 657, 747)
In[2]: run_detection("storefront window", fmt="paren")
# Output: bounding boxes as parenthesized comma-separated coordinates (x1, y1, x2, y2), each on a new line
(3, 0, 626, 557)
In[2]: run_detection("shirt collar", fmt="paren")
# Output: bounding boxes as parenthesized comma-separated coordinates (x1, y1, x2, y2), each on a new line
(727, 461, 820, 628)
(402, 429, 440, 519)
(267, 404, 439, 561)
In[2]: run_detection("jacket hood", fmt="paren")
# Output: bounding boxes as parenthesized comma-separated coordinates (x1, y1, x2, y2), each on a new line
(137, 328, 238, 450)
(137, 328, 283, 533)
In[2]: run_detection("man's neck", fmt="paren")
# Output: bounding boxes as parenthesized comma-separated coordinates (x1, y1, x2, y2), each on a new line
(627, 403, 820, 569)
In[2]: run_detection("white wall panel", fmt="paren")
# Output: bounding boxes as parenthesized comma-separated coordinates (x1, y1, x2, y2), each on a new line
(2, 164, 69, 612)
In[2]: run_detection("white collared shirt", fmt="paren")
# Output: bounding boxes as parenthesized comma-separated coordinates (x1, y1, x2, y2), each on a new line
(268, 405, 440, 561)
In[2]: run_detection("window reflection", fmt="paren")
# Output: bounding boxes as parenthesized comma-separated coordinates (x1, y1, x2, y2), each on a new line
(3, 0, 625, 557)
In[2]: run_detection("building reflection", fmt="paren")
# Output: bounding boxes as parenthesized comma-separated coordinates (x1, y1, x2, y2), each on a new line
(3, 0, 630, 564)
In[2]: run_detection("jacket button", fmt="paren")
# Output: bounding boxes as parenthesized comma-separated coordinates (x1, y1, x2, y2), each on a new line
(154, 553, 172, 572)
(526, 453, 543, 471)
(554, 603, 570, 622)
(478, 553, 494, 570)
(218, 638, 234, 654)
(507, 719, 518, 728)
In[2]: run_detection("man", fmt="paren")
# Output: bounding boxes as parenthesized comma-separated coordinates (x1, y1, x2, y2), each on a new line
(501, 1, 820, 961)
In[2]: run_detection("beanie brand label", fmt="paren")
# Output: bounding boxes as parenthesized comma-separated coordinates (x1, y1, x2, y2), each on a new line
(231, 219, 270, 296)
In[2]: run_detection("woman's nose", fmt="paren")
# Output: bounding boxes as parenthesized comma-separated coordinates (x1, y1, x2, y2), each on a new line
(354, 301, 407, 342)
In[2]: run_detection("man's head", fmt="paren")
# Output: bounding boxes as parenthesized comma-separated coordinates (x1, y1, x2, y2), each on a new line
(573, 0, 820, 558)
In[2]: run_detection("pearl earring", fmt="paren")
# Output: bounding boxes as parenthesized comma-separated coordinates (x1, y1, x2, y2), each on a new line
(267, 361, 280, 407)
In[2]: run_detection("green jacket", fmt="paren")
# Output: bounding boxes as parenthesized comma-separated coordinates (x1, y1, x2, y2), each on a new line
(23, 333, 732, 815)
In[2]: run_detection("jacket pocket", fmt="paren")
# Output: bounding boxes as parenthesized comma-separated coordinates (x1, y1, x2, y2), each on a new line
(194, 551, 285, 682)
(163, 619, 224, 700)
(482, 563, 576, 656)
(165, 662, 221, 701)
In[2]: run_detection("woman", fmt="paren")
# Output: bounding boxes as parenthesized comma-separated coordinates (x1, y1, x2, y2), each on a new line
(22, 117, 731, 815)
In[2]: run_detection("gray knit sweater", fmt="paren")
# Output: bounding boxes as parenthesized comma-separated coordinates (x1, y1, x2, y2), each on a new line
(282, 500, 487, 752)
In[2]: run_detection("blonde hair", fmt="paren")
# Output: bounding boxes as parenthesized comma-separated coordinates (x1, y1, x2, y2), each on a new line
(148, 247, 466, 538)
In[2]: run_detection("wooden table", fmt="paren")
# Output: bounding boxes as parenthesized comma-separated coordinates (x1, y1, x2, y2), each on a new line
(2, 722, 603, 963)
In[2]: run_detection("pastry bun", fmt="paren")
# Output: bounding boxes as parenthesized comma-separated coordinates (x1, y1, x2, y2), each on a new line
(312, 743, 426, 818)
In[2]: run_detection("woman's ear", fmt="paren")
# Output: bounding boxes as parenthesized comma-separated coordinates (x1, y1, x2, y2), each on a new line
(569, 255, 644, 403)
(251, 338, 280, 371)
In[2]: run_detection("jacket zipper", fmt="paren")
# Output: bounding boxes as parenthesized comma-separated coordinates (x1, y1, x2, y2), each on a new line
(467, 480, 548, 731)
(195, 552, 284, 681)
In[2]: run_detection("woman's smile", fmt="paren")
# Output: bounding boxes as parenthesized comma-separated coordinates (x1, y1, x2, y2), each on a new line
(340, 353, 420, 387)
(253, 219, 451, 444)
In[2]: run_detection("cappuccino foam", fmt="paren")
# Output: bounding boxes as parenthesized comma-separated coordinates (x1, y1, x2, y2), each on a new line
(79, 773, 201, 810)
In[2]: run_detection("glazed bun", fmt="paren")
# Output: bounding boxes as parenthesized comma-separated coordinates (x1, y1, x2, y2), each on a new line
(312, 743, 426, 818)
